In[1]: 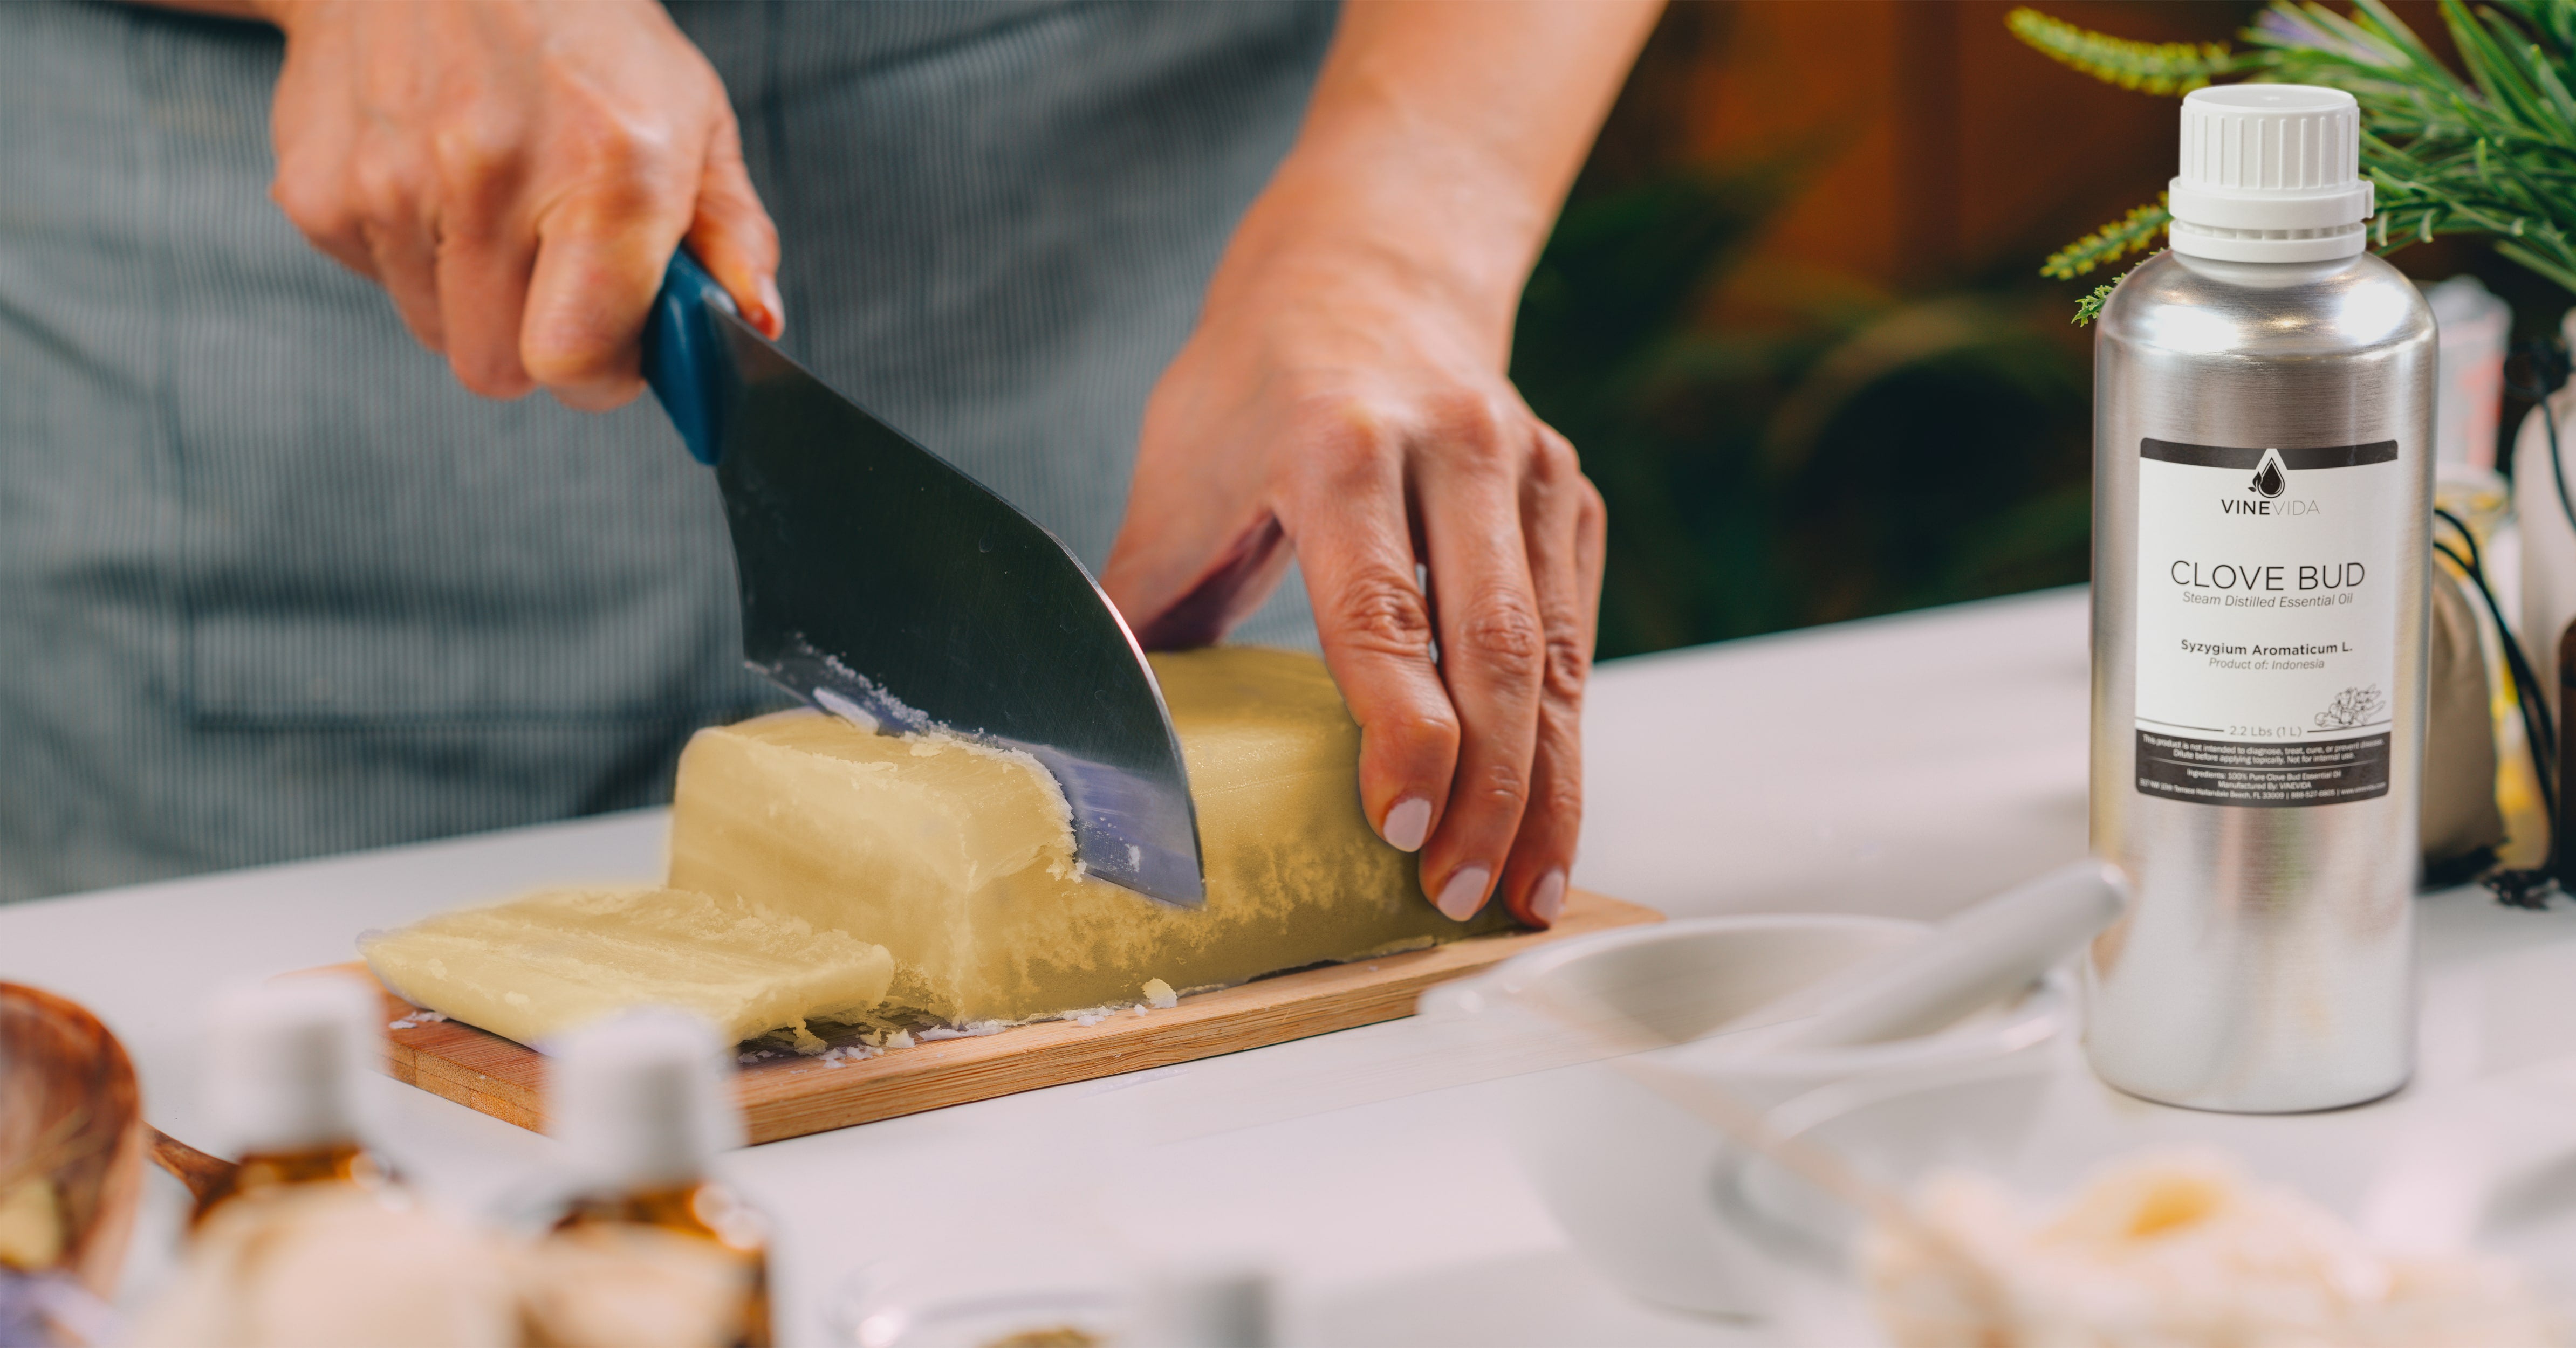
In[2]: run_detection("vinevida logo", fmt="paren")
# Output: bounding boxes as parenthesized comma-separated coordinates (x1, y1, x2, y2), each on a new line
(2250, 448, 2289, 499)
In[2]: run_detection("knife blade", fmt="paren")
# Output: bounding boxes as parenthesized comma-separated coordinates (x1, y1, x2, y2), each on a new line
(641, 251, 1204, 907)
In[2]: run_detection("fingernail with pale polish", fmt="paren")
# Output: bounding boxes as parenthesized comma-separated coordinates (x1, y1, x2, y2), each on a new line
(1529, 870, 1567, 927)
(1434, 866, 1490, 921)
(1381, 796, 1432, 853)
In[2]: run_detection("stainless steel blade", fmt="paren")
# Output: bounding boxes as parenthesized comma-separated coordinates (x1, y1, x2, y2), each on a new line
(647, 260, 1203, 907)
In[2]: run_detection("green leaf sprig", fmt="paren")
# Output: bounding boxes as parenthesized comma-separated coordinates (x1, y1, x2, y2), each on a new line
(2011, 0, 2576, 315)
(2005, 9, 2244, 93)
(2041, 195, 2173, 279)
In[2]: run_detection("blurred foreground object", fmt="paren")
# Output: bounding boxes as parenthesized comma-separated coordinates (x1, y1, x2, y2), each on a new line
(1128, 1263, 1273, 1348)
(0, 984, 143, 1347)
(2428, 276, 2512, 474)
(1866, 1149, 2559, 1347)
(132, 1185, 517, 1348)
(131, 976, 525, 1348)
(189, 976, 388, 1227)
(533, 1009, 769, 1348)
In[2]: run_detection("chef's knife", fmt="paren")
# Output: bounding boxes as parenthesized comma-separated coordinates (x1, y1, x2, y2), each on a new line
(640, 251, 1204, 907)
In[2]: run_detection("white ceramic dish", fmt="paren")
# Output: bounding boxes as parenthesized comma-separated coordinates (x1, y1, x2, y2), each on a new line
(1420, 914, 2068, 1317)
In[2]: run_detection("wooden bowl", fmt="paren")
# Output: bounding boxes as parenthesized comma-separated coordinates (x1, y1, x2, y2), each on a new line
(0, 983, 146, 1297)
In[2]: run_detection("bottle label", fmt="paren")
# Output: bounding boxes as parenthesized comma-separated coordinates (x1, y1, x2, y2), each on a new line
(2133, 438, 2402, 808)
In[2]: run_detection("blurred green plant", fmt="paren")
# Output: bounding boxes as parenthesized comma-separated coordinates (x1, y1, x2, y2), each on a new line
(2013, 0, 2576, 311)
(1510, 167, 2094, 657)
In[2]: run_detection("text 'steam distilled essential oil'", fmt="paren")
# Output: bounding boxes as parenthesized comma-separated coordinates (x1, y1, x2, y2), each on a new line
(2088, 85, 2435, 1113)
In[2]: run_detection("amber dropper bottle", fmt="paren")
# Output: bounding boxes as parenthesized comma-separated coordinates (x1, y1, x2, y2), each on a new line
(549, 1008, 773, 1348)
(191, 976, 391, 1228)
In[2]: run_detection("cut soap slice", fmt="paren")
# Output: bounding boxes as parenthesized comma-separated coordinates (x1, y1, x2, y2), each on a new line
(667, 645, 1517, 1023)
(360, 886, 893, 1048)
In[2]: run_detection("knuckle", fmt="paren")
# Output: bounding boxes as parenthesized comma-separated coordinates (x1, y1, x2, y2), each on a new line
(1542, 764, 1584, 820)
(574, 108, 679, 187)
(1531, 426, 1583, 482)
(521, 336, 618, 390)
(430, 120, 523, 203)
(1457, 592, 1547, 680)
(1526, 783, 1582, 848)
(1426, 391, 1516, 463)
(1541, 629, 1590, 704)
(1471, 758, 1531, 814)
(270, 172, 352, 242)
(1367, 707, 1461, 767)
(350, 159, 415, 229)
(1299, 400, 1400, 479)
(450, 349, 533, 401)
(1325, 567, 1436, 659)
(1577, 474, 1607, 525)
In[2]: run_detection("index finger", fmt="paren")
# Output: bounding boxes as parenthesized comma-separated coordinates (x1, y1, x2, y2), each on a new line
(1295, 415, 1463, 872)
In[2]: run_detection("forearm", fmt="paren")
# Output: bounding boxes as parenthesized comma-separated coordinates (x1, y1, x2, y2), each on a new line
(1219, 0, 1663, 360)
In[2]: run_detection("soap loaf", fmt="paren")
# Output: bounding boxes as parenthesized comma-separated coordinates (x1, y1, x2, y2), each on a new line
(667, 646, 1516, 1024)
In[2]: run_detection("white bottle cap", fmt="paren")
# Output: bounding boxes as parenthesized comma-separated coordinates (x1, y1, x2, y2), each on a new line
(547, 1008, 743, 1190)
(2168, 84, 2374, 263)
(207, 975, 378, 1156)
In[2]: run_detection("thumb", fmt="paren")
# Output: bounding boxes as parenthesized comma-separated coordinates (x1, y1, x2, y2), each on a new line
(686, 118, 784, 339)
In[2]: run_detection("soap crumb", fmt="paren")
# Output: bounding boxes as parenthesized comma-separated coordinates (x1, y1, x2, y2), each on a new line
(883, 1030, 916, 1049)
(736, 1049, 777, 1064)
(1072, 1012, 1107, 1028)
(1142, 979, 1178, 1010)
(918, 1021, 1004, 1041)
(1131, 1006, 1147, 1017)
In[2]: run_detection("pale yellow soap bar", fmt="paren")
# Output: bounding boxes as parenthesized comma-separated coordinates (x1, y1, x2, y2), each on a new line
(359, 886, 894, 1047)
(667, 646, 1515, 1023)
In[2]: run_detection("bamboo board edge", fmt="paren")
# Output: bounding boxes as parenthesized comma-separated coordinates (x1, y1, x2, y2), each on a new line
(321, 888, 1661, 1146)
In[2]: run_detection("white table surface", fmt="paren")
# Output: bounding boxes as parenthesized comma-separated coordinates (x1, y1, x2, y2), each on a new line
(10, 584, 2575, 1345)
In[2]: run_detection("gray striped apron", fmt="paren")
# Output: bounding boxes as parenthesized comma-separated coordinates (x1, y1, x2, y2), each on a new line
(0, 0, 1332, 902)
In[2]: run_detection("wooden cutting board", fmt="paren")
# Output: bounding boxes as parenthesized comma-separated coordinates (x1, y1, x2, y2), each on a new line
(334, 888, 1659, 1146)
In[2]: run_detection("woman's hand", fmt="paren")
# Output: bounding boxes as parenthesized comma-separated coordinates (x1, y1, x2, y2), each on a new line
(1104, 239, 1604, 930)
(1102, 0, 1654, 929)
(253, 0, 781, 407)
(1107, 0, 1648, 927)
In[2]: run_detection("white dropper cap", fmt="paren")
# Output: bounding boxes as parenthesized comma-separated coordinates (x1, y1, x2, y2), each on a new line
(2168, 84, 2374, 263)
(547, 1008, 743, 1191)
(207, 975, 379, 1156)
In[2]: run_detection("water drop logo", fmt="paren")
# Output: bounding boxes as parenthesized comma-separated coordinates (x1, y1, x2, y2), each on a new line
(2250, 448, 2289, 499)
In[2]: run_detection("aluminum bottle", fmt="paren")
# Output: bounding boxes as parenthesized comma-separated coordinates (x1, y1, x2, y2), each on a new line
(2088, 85, 2434, 1113)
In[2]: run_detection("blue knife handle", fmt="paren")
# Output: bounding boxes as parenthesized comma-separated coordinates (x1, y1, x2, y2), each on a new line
(642, 249, 738, 467)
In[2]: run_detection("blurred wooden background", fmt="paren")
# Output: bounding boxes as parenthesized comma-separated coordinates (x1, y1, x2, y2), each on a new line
(1544, 0, 2554, 659)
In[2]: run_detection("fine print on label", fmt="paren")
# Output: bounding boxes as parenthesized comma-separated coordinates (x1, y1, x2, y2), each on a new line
(2133, 438, 2400, 808)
